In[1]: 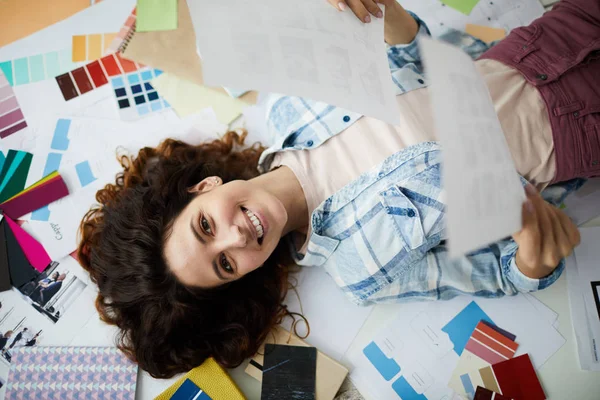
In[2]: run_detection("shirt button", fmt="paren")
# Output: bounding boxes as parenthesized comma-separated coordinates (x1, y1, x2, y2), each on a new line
(537, 74, 548, 81)
(593, 160, 599, 166)
(418, 79, 425, 84)
(306, 140, 313, 147)
(343, 115, 351, 123)
(407, 209, 416, 217)
(574, 111, 579, 117)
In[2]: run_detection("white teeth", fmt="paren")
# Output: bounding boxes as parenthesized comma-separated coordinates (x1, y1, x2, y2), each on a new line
(245, 209, 264, 239)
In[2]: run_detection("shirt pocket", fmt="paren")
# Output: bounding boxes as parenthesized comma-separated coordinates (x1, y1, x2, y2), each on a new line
(379, 185, 426, 250)
(583, 124, 600, 173)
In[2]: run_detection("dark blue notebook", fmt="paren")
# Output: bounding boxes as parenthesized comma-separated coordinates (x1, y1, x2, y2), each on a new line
(171, 379, 212, 400)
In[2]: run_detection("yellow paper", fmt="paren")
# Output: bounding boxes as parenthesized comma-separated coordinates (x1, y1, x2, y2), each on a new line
(152, 73, 246, 124)
(465, 24, 506, 43)
(0, 0, 91, 48)
(1, 172, 59, 204)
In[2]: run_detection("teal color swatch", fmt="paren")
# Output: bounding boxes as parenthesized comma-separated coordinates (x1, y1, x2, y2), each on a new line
(13, 57, 29, 85)
(29, 54, 45, 82)
(44, 51, 60, 78)
(0, 61, 13, 85)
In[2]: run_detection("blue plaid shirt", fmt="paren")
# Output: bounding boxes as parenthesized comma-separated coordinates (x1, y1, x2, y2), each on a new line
(258, 15, 584, 306)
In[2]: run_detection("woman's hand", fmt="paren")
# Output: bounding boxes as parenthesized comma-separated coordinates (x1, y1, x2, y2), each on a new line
(512, 185, 581, 279)
(327, 0, 419, 44)
(327, 0, 384, 23)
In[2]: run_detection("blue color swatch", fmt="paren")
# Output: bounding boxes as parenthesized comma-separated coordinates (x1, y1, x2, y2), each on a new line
(50, 119, 72, 151)
(171, 379, 212, 400)
(460, 373, 475, 397)
(75, 161, 97, 187)
(42, 153, 62, 176)
(391, 376, 427, 400)
(363, 341, 401, 381)
(111, 68, 169, 120)
(442, 301, 493, 355)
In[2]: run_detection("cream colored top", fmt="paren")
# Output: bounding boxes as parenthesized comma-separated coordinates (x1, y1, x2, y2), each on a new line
(271, 59, 556, 252)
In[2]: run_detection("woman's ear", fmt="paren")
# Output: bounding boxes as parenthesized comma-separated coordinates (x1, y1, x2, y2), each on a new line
(187, 176, 222, 193)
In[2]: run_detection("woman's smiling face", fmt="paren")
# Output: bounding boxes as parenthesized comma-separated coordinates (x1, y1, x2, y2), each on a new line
(163, 177, 288, 288)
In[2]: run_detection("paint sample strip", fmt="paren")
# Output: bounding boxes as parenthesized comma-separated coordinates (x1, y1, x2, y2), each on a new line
(111, 68, 169, 120)
(0, 150, 33, 203)
(72, 33, 118, 62)
(0, 49, 80, 87)
(106, 8, 137, 54)
(55, 52, 143, 101)
(473, 386, 513, 400)
(464, 322, 519, 364)
(478, 355, 546, 400)
(465, 24, 507, 44)
(450, 321, 518, 398)
(0, 172, 69, 220)
(0, 70, 28, 139)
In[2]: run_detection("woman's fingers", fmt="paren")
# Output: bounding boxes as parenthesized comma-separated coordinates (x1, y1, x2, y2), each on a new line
(327, 0, 383, 21)
(526, 185, 560, 268)
(549, 205, 581, 257)
(513, 199, 542, 270)
(347, 0, 382, 22)
(327, 0, 347, 11)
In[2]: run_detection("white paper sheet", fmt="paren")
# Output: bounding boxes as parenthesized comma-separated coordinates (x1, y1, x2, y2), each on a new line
(566, 228, 600, 371)
(420, 37, 524, 257)
(399, 0, 545, 38)
(562, 178, 600, 226)
(346, 294, 565, 400)
(186, 0, 400, 125)
(281, 266, 374, 362)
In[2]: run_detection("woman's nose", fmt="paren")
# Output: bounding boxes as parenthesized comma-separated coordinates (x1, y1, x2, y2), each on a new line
(220, 225, 247, 249)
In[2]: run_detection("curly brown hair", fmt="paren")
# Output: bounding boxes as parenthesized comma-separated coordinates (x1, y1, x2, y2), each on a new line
(77, 130, 291, 378)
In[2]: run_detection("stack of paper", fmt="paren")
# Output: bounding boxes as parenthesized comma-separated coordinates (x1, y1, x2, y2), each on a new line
(345, 294, 563, 399)
(566, 227, 600, 371)
(561, 179, 600, 226)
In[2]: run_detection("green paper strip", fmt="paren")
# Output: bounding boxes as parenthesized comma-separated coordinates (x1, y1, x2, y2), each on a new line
(136, 0, 178, 32)
(0, 151, 32, 203)
(0, 151, 5, 173)
(441, 0, 480, 15)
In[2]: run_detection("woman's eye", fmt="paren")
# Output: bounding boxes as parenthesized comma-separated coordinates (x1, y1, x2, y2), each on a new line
(201, 216, 212, 234)
(219, 254, 234, 274)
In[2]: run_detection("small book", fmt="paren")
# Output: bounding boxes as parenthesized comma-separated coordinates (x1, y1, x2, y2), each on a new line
(171, 379, 212, 400)
(245, 326, 348, 400)
(155, 358, 246, 400)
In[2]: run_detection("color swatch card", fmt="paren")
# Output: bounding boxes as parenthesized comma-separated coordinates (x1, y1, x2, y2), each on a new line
(474, 386, 513, 400)
(111, 68, 170, 120)
(56, 8, 141, 102)
(467, 355, 546, 400)
(0, 48, 81, 87)
(0, 150, 33, 204)
(449, 321, 519, 398)
(6, 346, 138, 400)
(441, 0, 481, 16)
(1, 171, 69, 220)
(72, 33, 118, 62)
(56, 52, 142, 102)
(261, 344, 317, 400)
(0, 69, 28, 139)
